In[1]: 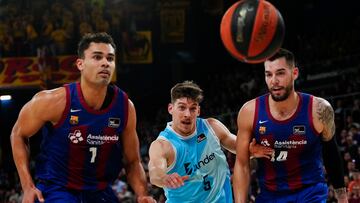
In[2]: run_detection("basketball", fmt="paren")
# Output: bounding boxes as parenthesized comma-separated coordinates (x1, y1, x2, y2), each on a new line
(220, 0, 285, 64)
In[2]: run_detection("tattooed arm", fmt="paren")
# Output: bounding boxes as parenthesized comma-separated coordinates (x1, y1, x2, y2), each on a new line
(314, 97, 348, 203)
(314, 97, 336, 141)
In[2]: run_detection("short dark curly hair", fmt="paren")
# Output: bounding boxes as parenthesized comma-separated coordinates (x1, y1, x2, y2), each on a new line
(267, 48, 296, 68)
(77, 32, 116, 58)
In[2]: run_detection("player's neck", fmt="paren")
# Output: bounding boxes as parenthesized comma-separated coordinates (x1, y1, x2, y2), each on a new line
(269, 91, 299, 119)
(80, 81, 108, 110)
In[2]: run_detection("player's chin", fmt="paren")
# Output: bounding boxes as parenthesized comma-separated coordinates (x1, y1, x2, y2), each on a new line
(270, 92, 287, 102)
(180, 126, 193, 135)
(97, 78, 111, 85)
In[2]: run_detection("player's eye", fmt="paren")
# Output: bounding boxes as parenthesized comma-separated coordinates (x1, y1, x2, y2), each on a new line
(94, 55, 102, 60)
(107, 56, 115, 62)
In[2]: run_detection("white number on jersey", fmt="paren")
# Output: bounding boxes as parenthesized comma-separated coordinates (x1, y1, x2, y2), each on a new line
(89, 147, 97, 163)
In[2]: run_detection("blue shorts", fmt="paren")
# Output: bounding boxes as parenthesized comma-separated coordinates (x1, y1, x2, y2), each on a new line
(35, 181, 119, 203)
(256, 182, 328, 203)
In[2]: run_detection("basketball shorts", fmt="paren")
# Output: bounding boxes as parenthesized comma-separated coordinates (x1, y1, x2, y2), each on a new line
(35, 180, 120, 203)
(255, 182, 328, 203)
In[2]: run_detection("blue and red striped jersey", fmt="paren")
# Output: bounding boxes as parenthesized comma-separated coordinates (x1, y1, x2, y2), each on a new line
(253, 92, 326, 193)
(36, 82, 128, 190)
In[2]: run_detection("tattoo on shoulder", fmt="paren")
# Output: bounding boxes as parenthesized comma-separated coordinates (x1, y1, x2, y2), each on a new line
(316, 98, 335, 138)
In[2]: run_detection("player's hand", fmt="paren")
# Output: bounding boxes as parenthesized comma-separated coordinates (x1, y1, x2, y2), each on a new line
(137, 195, 157, 203)
(163, 173, 189, 189)
(249, 138, 274, 159)
(22, 186, 44, 203)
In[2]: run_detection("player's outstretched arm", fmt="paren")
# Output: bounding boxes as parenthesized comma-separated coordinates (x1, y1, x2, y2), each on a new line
(233, 100, 255, 203)
(206, 118, 273, 158)
(121, 100, 155, 203)
(10, 88, 65, 203)
(148, 139, 188, 189)
(207, 118, 236, 154)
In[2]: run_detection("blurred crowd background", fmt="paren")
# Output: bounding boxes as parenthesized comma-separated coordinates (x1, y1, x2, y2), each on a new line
(1, 0, 360, 202)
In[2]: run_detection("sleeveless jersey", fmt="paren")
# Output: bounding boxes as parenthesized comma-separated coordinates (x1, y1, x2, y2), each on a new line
(36, 82, 128, 191)
(253, 92, 326, 193)
(158, 118, 233, 203)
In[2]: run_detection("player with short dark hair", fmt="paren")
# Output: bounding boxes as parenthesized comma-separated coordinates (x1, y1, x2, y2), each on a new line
(233, 48, 348, 203)
(10, 32, 155, 203)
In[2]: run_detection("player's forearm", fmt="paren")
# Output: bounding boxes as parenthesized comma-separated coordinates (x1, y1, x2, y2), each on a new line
(148, 167, 167, 188)
(125, 161, 149, 197)
(10, 132, 34, 189)
(233, 162, 250, 203)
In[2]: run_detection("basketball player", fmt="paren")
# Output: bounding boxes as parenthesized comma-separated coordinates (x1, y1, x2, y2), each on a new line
(147, 81, 273, 202)
(10, 33, 155, 203)
(233, 48, 348, 203)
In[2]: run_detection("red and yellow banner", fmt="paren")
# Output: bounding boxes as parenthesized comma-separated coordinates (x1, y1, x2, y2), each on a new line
(0, 55, 78, 88)
(0, 55, 116, 88)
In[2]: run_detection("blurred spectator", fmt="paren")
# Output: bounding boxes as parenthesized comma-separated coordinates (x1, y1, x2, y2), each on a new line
(352, 99, 360, 123)
(327, 186, 337, 203)
(50, 21, 69, 55)
(349, 171, 360, 194)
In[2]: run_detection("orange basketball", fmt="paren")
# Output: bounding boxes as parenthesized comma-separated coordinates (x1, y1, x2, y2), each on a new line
(220, 0, 285, 64)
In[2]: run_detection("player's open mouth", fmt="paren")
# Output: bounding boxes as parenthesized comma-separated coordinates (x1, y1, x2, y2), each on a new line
(99, 71, 110, 77)
(181, 120, 191, 125)
(271, 87, 283, 93)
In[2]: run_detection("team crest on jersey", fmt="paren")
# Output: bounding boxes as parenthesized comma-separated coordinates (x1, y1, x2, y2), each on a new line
(293, 125, 306, 135)
(108, 118, 121, 128)
(197, 133, 206, 143)
(259, 126, 266, 134)
(69, 115, 79, 125)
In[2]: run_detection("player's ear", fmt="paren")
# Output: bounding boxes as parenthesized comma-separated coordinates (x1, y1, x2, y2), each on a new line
(76, 58, 84, 71)
(168, 103, 173, 115)
(293, 67, 299, 80)
(197, 106, 201, 116)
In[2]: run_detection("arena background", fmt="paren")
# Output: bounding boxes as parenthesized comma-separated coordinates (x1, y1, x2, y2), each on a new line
(0, 0, 359, 202)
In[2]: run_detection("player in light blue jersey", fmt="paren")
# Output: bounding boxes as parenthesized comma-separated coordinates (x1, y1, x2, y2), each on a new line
(148, 81, 273, 203)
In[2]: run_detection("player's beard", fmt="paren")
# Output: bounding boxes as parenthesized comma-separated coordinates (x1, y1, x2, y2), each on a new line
(270, 83, 293, 102)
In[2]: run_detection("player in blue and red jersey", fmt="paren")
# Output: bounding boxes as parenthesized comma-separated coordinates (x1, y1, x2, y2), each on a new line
(233, 48, 348, 203)
(10, 32, 155, 203)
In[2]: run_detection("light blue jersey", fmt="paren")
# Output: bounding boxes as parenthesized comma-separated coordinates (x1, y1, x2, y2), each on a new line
(158, 118, 233, 203)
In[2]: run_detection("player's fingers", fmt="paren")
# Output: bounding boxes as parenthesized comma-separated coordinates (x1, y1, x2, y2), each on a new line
(172, 174, 186, 186)
(35, 189, 45, 202)
(181, 175, 189, 181)
(167, 174, 183, 188)
(264, 148, 274, 154)
(166, 175, 177, 188)
(249, 138, 256, 146)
